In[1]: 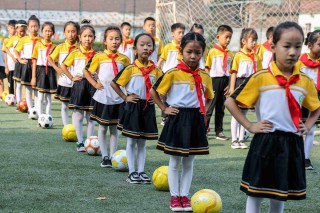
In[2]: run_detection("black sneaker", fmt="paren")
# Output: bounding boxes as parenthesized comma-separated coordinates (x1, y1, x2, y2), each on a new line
(126, 172, 141, 184)
(101, 156, 112, 168)
(139, 172, 151, 184)
(305, 159, 314, 170)
(76, 142, 85, 152)
(215, 132, 229, 141)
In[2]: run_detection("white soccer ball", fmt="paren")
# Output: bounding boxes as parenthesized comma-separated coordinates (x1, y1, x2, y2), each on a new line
(84, 136, 101, 155)
(28, 107, 38, 120)
(111, 150, 128, 171)
(38, 114, 53, 128)
(4, 94, 17, 106)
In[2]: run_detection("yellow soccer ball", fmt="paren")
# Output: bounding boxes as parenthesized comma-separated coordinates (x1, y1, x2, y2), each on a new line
(1, 90, 9, 101)
(111, 150, 128, 171)
(191, 189, 222, 213)
(62, 124, 77, 142)
(152, 166, 169, 191)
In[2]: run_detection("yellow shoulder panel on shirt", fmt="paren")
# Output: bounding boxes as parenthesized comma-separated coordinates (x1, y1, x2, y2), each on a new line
(166, 67, 179, 74)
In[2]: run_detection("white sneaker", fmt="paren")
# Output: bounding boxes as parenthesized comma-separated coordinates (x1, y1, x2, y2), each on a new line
(238, 141, 248, 149)
(231, 141, 241, 149)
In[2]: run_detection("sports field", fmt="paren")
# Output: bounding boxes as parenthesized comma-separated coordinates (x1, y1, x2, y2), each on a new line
(0, 100, 319, 212)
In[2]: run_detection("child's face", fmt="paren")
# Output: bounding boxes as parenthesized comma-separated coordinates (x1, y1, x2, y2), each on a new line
(104, 30, 121, 52)
(172, 28, 184, 43)
(271, 27, 303, 71)
(64, 24, 78, 44)
(242, 36, 257, 51)
(309, 37, 320, 58)
(143, 20, 155, 35)
(181, 41, 203, 70)
(134, 35, 154, 61)
(16, 26, 26, 37)
(7, 25, 15, 36)
(122, 25, 131, 38)
(216, 31, 232, 49)
(28, 20, 39, 36)
(79, 29, 95, 49)
(42, 25, 54, 41)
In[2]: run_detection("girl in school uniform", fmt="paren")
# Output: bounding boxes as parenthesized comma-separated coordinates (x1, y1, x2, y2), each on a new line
(84, 26, 130, 167)
(225, 21, 320, 213)
(60, 22, 96, 152)
(111, 33, 163, 184)
(31, 22, 56, 116)
(14, 15, 41, 110)
(47, 21, 79, 126)
(150, 32, 214, 212)
(229, 28, 261, 149)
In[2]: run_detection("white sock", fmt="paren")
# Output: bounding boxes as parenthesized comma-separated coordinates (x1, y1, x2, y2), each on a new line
(25, 86, 33, 109)
(61, 102, 69, 126)
(16, 82, 22, 103)
(304, 125, 315, 159)
(180, 156, 195, 197)
(109, 125, 118, 157)
(238, 110, 248, 141)
(137, 139, 146, 173)
(72, 110, 84, 143)
(33, 89, 38, 108)
(269, 199, 284, 213)
(85, 111, 95, 138)
(231, 116, 239, 142)
(45, 93, 52, 114)
(246, 196, 263, 213)
(126, 138, 136, 174)
(98, 125, 108, 158)
(37, 92, 45, 115)
(169, 155, 181, 197)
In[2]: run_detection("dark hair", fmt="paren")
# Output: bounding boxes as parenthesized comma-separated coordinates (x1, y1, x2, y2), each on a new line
(28, 15, 40, 26)
(190, 23, 204, 33)
(15, 20, 27, 28)
(42, 21, 55, 34)
(304, 30, 320, 46)
(8, 20, 17, 27)
(121, 22, 131, 28)
(180, 32, 206, 53)
(171, 23, 185, 32)
(273, 21, 304, 45)
(103, 26, 122, 43)
(217, 25, 233, 34)
(133, 33, 155, 59)
(266, 26, 274, 39)
(144, 17, 155, 24)
(79, 19, 95, 37)
(240, 28, 258, 48)
(63, 21, 80, 34)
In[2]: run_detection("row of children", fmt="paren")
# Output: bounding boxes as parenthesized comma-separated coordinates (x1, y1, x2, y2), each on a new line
(1, 14, 320, 212)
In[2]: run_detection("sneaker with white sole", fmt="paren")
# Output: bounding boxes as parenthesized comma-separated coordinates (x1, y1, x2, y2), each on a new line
(180, 196, 192, 211)
(170, 196, 183, 212)
(76, 142, 85, 152)
(215, 132, 229, 140)
(139, 172, 151, 184)
(305, 159, 314, 170)
(238, 141, 248, 149)
(231, 141, 241, 149)
(244, 130, 250, 141)
(101, 156, 112, 168)
(126, 172, 141, 184)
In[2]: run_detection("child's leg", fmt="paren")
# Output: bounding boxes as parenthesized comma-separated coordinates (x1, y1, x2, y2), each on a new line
(33, 89, 38, 108)
(238, 110, 248, 141)
(8, 72, 14, 94)
(85, 111, 95, 138)
(246, 196, 263, 213)
(45, 93, 52, 114)
(109, 125, 118, 157)
(98, 124, 108, 158)
(304, 125, 315, 159)
(168, 155, 181, 196)
(231, 116, 239, 142)
(72, 110, 84, 143)
(180, 155, 195, 197)
(0, 79, 4, 97)
(37, 92, 45, 115)
(16, 82, 22, 103)
(268, 199, 284, 213)
(25, 86, 33, 109)
(126, 138, 137, 174)
(137, 139, 146, 173)
(61, 102, 69, 126)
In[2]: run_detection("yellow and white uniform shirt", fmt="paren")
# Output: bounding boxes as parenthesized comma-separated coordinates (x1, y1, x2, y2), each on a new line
(6, 35, 24, 70)
(257, 43, 273, 69)
(296, 54, 320, 87)
(118, 38, 135, 63)
(15, 34, 41, 59)
(153, 68, 214, 108)
(160, 40, 182, 72)
(0, 36, 5, 66)
(199, 47, 209, 70)
(149, 37, 163, 64)
(231, 48, 262, 77)
(87, 50, 130, 105)
(32, 40, 55, 66)
(205, 45, 233, 77)
(2, 35, 14, 70)
(50, 40, 78, 87)
(231, 61, 320, 133)
(114, 59, 163, 100)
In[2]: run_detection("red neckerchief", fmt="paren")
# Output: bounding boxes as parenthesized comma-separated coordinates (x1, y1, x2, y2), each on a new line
(213, 44, 228, 73)
(107, 53, 119, 76)
(300, 53, 320, 90)
(41, 41, 53, 75)
(176, 61, 206, 117)
(68, 45, 76, 53)
(262, 41, 271, 51)
(268, 66, 301, 130)
(79, 47, 96, 61)
(133, 60, 156, 108)
(123, 38, 134, 51)
(240, 50, 257, 73)
(31, 36, 38, 53)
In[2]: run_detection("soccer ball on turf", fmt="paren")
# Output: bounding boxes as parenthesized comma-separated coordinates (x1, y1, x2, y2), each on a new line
(191, 189, 222, 213)
(5, 94, 17, 106)
(38, 114, 53, 128)
(152, 166, 169, 191)
(18, 100, 28, 113)
(28, 107, 38, 119)
(1, 90, 9, 101)
(111, 150, 128, 171)
(62, 124, 77, 142)
(84, 136, 100, 155)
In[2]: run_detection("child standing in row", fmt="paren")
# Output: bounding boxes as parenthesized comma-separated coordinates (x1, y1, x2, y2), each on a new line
(119, 22, 135, 63)
(229, 28, 261, 149)
(61, 22, 96, 152)
(225, 21, 320, 213)
(143, 17, 163, 64)
(258, 26, 274, 69)
(48, 21, 79, 126)
(205, 25, 233, 140)
(111, 33, 162, 184)
(31, 22, 57, 116)
(85, 26, 130, 167)
(151, 32, 214, 212)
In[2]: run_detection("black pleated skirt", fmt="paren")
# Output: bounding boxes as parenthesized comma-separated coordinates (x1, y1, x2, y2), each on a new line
(68, 78, 95, 111)
(90, 101, 124, 126)
(36, 66, 57, 93)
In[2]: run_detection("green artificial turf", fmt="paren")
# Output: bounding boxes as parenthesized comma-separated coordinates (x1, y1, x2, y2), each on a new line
(0, 101, 319, 212)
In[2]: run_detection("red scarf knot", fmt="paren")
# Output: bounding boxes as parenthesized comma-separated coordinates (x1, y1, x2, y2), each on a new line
(300, 53, 320, 91)
(262, 41, 271, 51)
(68, 45, 76, 53)
(214, 44, 228, 73)
(240, 50, 257, 73)
(43, 42, 53, 75)
(79, 48, 96, 61)
(108, 53, 119, 76)
(123, 38, 134, 51)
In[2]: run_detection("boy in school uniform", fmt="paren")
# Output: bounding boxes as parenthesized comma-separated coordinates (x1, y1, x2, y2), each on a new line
(118, 22, 135, 63)
(258, 26, 274, 69)
(205, 25, 233, 140)
(157, 23, 185, 72)
(143, 17, 163, 64)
